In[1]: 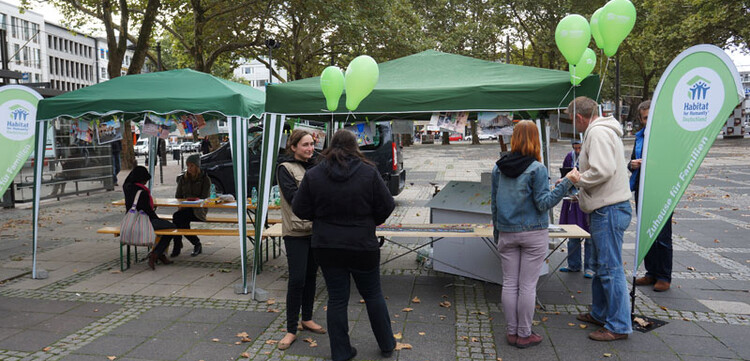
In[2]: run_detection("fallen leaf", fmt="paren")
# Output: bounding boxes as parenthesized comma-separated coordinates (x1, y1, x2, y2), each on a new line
(211, 338, 220, 342)
(604, 353, 612, 357)
(309, 341, 318, 347)
(461, 336, 469, 340)
(576, 290, 582, 294)
(324, 305, 328, 311)
(109, 270, 121, 274)
(541, 317, 549, 322)
(633, 317, 651, 327)
(359, 299, 365, 303)
(402, 307, 414, 312)
(418, 332, 426, 336)
(303, 338, 314, 343)
(394, 332, 403, 340)
(240, 352, 250, 358)
(235, 341, 242, 345)
(265, 340, 278, 345)
(267, 308, 280, 313)
(687, 266, 696, 271)
(412, 296, 421, 303)
(497, 358, 503, 361)
(438, 315, 446, 320)
(471, 337, 479, 342)
(532, 320, 540, 326)
(395, 342, 412, 350)
(266, 298, 276, 305)
(107, 357, 116, 361)
(394, 314, 400, 318)
(236, 332, 249, 338)
(714, 239, 720, 243)
(241, 337, 252, 342)
(579, 324, 587, 329)
(439, 301, 452, 308)
(568, 323, 576, 326)
(441, 294, 449, 298)
(660, 306, 669, 311)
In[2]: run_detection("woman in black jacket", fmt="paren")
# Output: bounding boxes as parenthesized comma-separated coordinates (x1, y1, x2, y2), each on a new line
(122, 166, 176, 270)
(293, 129, 396, 361)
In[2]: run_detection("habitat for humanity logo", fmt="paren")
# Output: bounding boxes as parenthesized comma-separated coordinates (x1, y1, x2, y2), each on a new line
(7, 105, 30, 134)
(672, 68, 723, 132)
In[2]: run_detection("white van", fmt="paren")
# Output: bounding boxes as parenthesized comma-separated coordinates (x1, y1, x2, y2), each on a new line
(134, 138, 149, 155)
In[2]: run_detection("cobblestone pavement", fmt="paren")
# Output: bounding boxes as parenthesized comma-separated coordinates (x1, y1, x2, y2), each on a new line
(0, 138, 748, 361)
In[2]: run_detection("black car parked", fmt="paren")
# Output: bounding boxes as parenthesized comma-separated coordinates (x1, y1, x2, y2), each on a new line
(200, 122, 405, 197)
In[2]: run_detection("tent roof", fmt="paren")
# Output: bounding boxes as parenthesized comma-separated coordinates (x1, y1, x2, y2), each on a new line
(266, 50, 599, 120)
(37, 68, 265, 121)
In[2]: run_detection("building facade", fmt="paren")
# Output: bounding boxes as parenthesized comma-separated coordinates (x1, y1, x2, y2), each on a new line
(232, 57, 288, 90)
(45, 22, 97, 92)
(0, 1, 46, 84)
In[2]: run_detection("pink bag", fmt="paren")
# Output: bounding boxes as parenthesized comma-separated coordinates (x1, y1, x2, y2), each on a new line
(120, 190, 156, 246)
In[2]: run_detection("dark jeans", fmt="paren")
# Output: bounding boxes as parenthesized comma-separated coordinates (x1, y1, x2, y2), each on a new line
(316, 252, 395, 361)
(644, 214, 673, 283)
(284, 236, 318, 334)
(635, 191, 673, 283)
(112, 152, 121, 184)
(172, 208, 201, 249)
(150, 217, 175, 256)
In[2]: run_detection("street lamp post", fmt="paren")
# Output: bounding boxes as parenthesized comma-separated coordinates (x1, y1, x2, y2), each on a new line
(265, 39, 281, 85)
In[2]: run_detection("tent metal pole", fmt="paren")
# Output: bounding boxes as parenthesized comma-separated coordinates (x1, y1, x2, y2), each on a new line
(31, 120, 48, 279)
(147, 135, 156, 190)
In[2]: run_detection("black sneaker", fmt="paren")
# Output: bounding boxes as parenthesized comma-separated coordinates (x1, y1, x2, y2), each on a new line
(191, 243, 202, 257)
(344, 347, 357, 361)
(381, 349, 394, 358)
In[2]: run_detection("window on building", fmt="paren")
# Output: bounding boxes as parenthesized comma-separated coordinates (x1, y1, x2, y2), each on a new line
(22, 20, 29, 40)
(49, 56, 53, 73)
(48, 35, 52, 48)
(101, 67, 107, 79)
(10, 17, 16, 38)
(34, 73, 39, 82)
(244, 67, 253, 74)
(13, 44, 19, 65)
(22, 47, 29, 67)
(31, 23, 38, 43)
(0, 14, 6, 31)
(34, 49, 40, 69)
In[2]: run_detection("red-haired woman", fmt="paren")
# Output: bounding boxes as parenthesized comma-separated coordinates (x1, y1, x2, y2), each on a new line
(491, 120, 580, 349)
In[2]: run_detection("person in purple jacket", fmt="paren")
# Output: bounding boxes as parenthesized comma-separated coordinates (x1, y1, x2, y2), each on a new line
(559, 140, 593, 278)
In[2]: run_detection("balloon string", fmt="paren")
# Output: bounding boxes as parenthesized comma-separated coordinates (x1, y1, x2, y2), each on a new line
(596, 57, 611, 103)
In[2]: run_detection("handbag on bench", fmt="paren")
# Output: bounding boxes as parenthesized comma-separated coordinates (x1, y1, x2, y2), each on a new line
(120, 189, 156, 246)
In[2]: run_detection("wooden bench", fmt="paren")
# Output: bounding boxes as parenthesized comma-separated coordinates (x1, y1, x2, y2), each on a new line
(98, 227, 256, 271)
(155, 214, 282, 225)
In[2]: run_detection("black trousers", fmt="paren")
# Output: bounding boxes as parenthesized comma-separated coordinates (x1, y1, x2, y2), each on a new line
(644, 214, 673, 282)
(150, 217, 176, 256)
(284, 236, 318, 334)
(635, 191, 673, 282)
(172, 208, 201, 248)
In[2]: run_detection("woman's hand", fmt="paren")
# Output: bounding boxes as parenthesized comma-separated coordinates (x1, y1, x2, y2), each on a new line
(630, 159, 642, 170)
(565, 168, 580, 183)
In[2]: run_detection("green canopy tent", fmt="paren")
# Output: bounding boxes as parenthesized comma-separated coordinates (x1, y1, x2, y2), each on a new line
(257, 51, 600, 256)
(33, 68, 264, 295)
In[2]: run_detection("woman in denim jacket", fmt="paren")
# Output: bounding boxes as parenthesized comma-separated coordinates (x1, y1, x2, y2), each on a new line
(491, 121, 580, 349)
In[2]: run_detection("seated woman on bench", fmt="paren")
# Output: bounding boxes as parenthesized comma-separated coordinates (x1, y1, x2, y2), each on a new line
(123, 166, 176, 270)
(171, 154, 211, 257)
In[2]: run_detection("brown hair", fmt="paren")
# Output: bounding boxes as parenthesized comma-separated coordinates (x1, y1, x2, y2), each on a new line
(285, 129, 313, 155)
(510, 120, 541, 162)
(321, 129, 374, 167)
(637, 100, 651, 121)
(566, 96, 599, 121)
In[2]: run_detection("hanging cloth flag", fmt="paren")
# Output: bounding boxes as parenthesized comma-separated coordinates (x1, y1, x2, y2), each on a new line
(634, 45, 743, 271)
(0, 86, 43, 198)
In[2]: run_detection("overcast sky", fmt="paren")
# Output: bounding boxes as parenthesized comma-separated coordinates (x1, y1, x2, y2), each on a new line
(9, 0, 750, 72)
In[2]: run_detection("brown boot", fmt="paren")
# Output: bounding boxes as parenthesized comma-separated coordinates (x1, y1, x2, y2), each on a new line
(589, 327, 628, 341)
(158, 254, 173, 265)
(148, 253, 157, 270)
(634, 276, 655, 286)
(653, 280, 671, 292)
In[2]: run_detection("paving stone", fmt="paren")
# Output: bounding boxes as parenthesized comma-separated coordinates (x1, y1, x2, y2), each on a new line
(0, 296, 81, 313)
(176, 307, 234, 324)
(659, 334, 740, 359)
(109, 319, 172, 338)
(223, 310, 279, 327)
(652, 320, 712, 337)
(138, 306, 193, 320)
(176, 341, 247, 361)
(697, 322, 750, 360)
(65, 302, 122, 317)
(74, 335, 147, 355)
(124, 337, 195, 360)
(1, 311, 56, 329)
(156, 321, 219, 341)
(0, 329, 65, 352)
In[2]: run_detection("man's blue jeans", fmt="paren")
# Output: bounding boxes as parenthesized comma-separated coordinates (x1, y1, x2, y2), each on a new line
(589, 201, 632, 334)
(567, 238, 593, 272)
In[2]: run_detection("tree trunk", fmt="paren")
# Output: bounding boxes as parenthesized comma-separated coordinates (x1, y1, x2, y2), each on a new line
(470, 120, 479, 145)
(127, 0, 161, 75)
(441, 131, 450, 145)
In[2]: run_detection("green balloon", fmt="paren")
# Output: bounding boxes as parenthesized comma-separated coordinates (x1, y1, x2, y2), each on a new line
(320, 66, 344, 111)
(569, 48, 597, 86)
(555, 14, 591, 65)
(345, 55, 379, 111)
(600, 0, 636, 57)
(590, 8, 606, 50)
